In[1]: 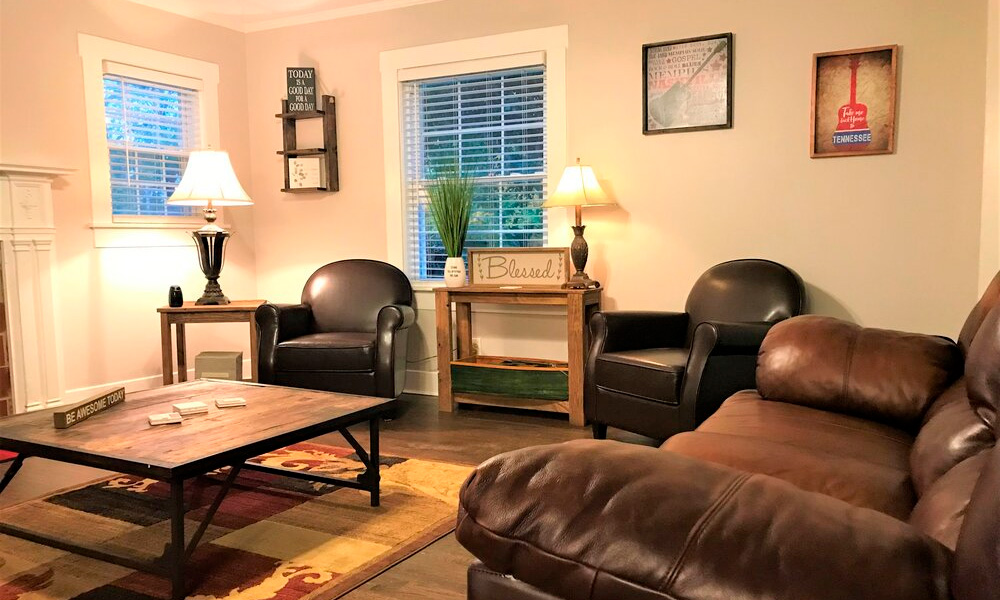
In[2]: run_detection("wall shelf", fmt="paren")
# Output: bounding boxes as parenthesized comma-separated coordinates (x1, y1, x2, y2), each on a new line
(277, 94, 339, 192)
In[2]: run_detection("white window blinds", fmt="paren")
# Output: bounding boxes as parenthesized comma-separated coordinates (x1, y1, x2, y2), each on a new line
(103, 74, 199, 217)
(402, 66, 547, 280)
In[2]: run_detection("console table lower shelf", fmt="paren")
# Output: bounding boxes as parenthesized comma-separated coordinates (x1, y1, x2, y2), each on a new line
(451, 354, 570, 414)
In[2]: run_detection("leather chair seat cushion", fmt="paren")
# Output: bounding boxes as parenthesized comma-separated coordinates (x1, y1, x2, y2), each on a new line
(468, 561, 561, 600)
(909, 450, 991, 550)
(275, 332, 376, 372)
(594, 348, 688, 405)
(663, 393, 916, 519)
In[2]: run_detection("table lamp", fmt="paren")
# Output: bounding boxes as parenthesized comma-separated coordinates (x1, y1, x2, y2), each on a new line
(166, 150, 252, 305)
(542, 159, 617, 289)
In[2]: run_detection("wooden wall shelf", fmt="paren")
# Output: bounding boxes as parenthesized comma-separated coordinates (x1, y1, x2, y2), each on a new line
(276, 94, 339, 192)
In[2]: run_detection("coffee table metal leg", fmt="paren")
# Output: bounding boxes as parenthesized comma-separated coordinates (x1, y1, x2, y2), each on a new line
(0, 454, 26, 495)
(169, 479, 186, 600)
(369, 417, 380, 507)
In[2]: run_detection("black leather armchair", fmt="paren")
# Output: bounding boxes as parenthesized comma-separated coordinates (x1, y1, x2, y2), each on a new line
(256, 259, 415, 398)
(586, 259, 804, 440)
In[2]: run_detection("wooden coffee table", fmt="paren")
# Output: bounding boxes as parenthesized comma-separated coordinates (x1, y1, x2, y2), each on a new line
(0, 380, 394, 600)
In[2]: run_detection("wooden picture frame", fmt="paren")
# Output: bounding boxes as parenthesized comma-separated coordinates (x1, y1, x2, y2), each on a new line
(643, 33, 733, 135)
(468, 248, 570, 287)
(810, 45, 898, 158)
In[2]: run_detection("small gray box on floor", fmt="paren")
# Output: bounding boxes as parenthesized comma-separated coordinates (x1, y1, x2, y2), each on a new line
(195, 351, 243, 381)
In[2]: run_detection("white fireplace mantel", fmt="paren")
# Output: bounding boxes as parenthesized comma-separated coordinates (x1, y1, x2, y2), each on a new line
(0, 163, 73, 413)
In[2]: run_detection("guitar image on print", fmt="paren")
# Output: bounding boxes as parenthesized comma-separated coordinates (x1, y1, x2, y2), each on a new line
(831, 56, 872, 149)
(646, 36, 730, 131)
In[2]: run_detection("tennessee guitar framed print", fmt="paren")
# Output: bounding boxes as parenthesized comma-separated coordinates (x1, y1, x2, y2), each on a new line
(811, 45, 898, 158)
(643, 32, 733, 135)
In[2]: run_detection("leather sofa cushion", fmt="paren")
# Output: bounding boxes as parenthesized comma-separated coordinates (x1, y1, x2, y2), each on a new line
(468, 561, 561, 600)
(757, 316, 962, 430)
(594, 348, 688, 405)
(910, 450, 990, 550)
(663, 392, 915, 519)
(966, 306, 1000, 428)
(910, 379, 995, 496)
(275, 332, 376, 372)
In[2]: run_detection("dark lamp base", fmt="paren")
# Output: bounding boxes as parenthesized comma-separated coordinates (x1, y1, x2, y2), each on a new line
(563, 273, 601, 289)
(195, 279, 230, 305)
(563, 223, 601, 289)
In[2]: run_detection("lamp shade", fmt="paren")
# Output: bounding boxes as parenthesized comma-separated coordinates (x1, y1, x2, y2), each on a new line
(166, 150, 252, 207)
(542, 161, 615, 208)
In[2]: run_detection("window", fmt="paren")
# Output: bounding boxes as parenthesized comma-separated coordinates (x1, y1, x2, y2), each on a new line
(402, 67, 547, 280)
(103, 74, 198, 218)
(79, 34, 220, 247)
(381, 25, 568, 285)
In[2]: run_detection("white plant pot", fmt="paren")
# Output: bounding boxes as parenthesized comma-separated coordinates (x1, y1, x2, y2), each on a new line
(444, 257, 467, 288)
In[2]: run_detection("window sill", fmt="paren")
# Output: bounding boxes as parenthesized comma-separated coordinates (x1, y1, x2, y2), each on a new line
(90, 222, 230, 248)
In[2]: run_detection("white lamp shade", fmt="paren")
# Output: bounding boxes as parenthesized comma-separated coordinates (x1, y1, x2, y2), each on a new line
(542, 162, 615, 208)
(167, 150, 252, 207)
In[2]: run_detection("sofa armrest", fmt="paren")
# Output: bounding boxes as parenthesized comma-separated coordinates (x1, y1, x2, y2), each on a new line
(255, 303, 313, 383)
(374, 304, 416, 398)
(680, 320, 773, 424)
(457, 440, 951, 600)
(589, 311, 689, 354)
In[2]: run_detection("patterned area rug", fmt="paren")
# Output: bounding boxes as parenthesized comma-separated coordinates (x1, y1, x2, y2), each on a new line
(0, 442, 472, 599)
(0, 451, 16, 463)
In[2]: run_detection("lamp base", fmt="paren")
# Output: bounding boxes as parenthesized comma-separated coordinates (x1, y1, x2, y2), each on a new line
(563, 273, 601, 289)
(191, 229, 232, 306)
(562, 224, 601, 289)
(195, 279, 230, 305)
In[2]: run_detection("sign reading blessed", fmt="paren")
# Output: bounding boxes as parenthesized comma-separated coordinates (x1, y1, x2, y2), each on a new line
(469, 248, 570, 287)
(53, 387, 125, 429)
(286, 67, 317, 112)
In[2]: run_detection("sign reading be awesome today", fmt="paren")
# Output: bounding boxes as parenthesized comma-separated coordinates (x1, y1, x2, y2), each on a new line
(53, 387, 125, 429)
(469, 248, 569, 286)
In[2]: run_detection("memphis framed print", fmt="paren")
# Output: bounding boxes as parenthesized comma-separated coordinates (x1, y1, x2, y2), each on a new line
(643, 33, 733, 134)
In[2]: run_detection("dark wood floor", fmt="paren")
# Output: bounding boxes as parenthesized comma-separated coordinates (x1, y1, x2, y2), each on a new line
(0, 394, 654, 599)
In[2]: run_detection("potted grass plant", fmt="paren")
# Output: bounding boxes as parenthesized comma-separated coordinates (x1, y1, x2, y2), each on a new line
(427, 166, 475, 287)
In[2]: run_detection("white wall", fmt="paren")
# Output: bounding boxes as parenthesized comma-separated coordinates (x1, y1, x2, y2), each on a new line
(243, 0, 990, 391)
(0, 0, 257, 400)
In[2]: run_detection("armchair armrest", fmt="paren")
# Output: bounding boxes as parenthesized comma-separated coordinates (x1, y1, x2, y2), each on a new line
(457, 440, 951, 600)
(255, 303, 313, 383)
(374, 304, 416, 398)
(589, 311, 689, 354)
(680, 320, 774, 425)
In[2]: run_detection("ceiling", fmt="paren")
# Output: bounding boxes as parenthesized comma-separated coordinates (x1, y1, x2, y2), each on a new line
(121, 0, 445, 32)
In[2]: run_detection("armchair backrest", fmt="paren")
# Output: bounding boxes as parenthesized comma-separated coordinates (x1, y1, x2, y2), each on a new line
(301, 259, 413, 333)
(957, 270, 1000, 357)
(684, 259, 804, 344)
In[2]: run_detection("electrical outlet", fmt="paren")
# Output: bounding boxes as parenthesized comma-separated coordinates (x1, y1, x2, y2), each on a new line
(471, 337, 482, 356)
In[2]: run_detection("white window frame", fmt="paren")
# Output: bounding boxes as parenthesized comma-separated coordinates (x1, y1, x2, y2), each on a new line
(380, 26, 568, 289)
(79, 34, 221, 248)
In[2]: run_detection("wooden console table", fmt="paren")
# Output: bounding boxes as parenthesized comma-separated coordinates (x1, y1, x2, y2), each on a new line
(158, 300, 265, 385)
(435, 286, 602, 426)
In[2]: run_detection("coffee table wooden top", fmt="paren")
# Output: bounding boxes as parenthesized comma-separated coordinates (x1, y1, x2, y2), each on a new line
(0, 380, 393, 479)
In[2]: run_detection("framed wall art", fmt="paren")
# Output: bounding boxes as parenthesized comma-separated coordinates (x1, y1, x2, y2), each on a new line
(810, 45, 898, 158)
(643, 32, 733, 135)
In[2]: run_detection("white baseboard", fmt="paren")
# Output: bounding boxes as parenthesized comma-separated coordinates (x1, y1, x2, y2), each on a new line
(59, 359, 255, 406)
(404, 368, 437, 396)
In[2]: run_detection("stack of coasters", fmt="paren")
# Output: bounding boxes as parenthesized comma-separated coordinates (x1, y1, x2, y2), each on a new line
(149, 413, 183, 426)
(215, 397, 246, 408)
(172, 401, 209, 417)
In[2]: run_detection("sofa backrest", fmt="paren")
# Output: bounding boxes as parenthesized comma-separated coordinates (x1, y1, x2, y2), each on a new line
(300, 259, 413, 333)
(956, 270, 1000, 356)
(756, 315, 962, 431)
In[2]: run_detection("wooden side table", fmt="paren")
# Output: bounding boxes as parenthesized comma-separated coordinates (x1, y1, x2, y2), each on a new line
(157, 300, 265, 385)
(435, 286, 602, 426)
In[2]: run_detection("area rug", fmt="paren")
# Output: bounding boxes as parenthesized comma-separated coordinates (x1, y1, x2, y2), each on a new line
(0, 442, 472, 599)
(0, 451, 16, 463)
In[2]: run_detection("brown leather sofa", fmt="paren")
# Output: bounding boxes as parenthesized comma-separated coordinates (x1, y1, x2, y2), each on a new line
(255, 259, 414, 398)
(456, 276, 1000, 600)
